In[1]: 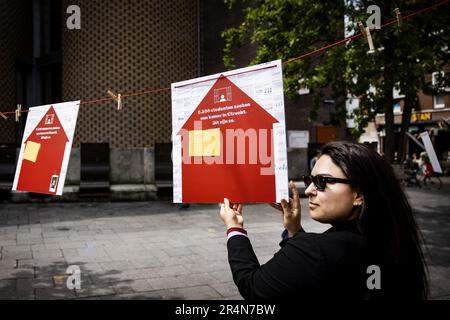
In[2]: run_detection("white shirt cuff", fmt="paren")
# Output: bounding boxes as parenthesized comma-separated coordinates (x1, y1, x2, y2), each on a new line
(227, 231, 248, 240)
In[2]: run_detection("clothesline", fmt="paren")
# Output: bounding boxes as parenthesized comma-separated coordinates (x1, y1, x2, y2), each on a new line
(1, 0, 448, 119)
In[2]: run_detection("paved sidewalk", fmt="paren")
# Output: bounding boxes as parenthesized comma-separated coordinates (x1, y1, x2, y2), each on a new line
(0, 183, 449, 300)
(406, 179, 450, 300)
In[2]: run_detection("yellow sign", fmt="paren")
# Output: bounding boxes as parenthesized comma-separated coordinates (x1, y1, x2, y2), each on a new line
(189, 128, 221, 157)
(23, 141, 41, 163)
(411, 112, 431, 122)
(52, 275, 67, 285)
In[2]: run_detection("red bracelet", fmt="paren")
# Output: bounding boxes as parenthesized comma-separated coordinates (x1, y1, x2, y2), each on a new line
(226, 227, 247, 235)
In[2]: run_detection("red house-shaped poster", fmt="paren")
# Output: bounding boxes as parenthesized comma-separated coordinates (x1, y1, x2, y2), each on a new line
(178, 75, 279, 203)
(16, 106, 69, 195)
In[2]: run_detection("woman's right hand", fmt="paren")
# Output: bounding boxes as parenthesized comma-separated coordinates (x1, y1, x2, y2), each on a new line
(269, 181, 302, 237)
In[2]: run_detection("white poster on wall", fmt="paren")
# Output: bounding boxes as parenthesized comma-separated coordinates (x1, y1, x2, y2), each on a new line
(288, 130, 309, 149)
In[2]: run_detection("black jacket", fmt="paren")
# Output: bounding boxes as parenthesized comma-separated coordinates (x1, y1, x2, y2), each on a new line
(227, 219, 370, 300)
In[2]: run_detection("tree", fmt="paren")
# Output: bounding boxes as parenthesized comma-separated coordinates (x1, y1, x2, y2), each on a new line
(222, 0, 450, 163)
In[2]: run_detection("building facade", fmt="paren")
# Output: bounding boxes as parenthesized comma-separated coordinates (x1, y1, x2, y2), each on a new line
(373, 73, 450, 163)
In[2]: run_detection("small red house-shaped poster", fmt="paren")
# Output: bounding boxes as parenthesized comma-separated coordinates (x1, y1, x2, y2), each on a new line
(176, 75, 279, 203)
(13, 101, 80, 195)
(16, 106, 69, 195)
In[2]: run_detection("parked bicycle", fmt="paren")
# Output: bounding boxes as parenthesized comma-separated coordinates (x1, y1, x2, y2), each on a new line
(404, 165, 442, 190)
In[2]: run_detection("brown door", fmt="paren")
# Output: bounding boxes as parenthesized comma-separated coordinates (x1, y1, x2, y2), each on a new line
(316, 126, 338, 143)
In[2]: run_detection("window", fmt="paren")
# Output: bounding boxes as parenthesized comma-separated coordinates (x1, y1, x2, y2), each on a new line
(298, 78, 310, 95)
(432, 71, 447, 109)
(393, 84, 405, 99)
(434, 94, 445, 109)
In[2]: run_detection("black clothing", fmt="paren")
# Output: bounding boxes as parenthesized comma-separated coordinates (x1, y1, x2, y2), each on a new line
(227, 219, 370, 300)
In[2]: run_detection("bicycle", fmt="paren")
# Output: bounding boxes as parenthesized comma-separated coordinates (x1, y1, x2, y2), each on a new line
(404, 169, 422, 188)
(404, 168, 442, 190)
(423, 173, 443, 190)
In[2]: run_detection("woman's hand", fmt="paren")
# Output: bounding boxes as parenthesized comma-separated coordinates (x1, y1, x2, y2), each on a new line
(220, 198, 244, 230)
(269, 181, 302, 237)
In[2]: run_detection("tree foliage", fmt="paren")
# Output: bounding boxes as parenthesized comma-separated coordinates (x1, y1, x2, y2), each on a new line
(222, 0, 450, 161)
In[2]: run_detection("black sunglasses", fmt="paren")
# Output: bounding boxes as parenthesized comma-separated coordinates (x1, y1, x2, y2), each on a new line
(302, 175, 352, 191)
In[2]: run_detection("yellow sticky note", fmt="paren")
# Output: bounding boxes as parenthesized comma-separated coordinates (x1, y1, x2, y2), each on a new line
(23, 141, 41, 163)
(189, 128, 221, 157)
(189, 130, 203, 157)
(202, 128, 221, 156)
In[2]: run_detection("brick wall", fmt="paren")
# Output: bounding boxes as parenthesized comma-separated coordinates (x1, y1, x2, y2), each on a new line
(61, 0, 199, 148)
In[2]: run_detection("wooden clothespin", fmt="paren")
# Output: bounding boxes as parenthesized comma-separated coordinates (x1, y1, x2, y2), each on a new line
(394, 8, 402, 28)
(107, 90, 123, 110)
(15, 104, 22, 122)
(358, 21, 375, 54)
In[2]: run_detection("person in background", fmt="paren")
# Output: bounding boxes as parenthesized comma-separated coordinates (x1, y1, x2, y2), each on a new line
(404, 154, 413, 170)
(421, 153, 434, 178)
(412, 152, 420, 171)
(220, 141, 428, 300)
(419, 152, 430, 176)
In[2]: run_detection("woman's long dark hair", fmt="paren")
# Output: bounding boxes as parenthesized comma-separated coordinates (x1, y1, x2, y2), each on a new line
(321, 141, 428, 299)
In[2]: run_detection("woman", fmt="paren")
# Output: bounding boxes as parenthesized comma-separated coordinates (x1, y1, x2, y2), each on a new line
(220, 141, 428, 300)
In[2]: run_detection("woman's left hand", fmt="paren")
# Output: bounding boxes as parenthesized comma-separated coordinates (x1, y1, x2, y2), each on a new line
(269, 181, 302, 237)
(220, 198, 244, 230)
